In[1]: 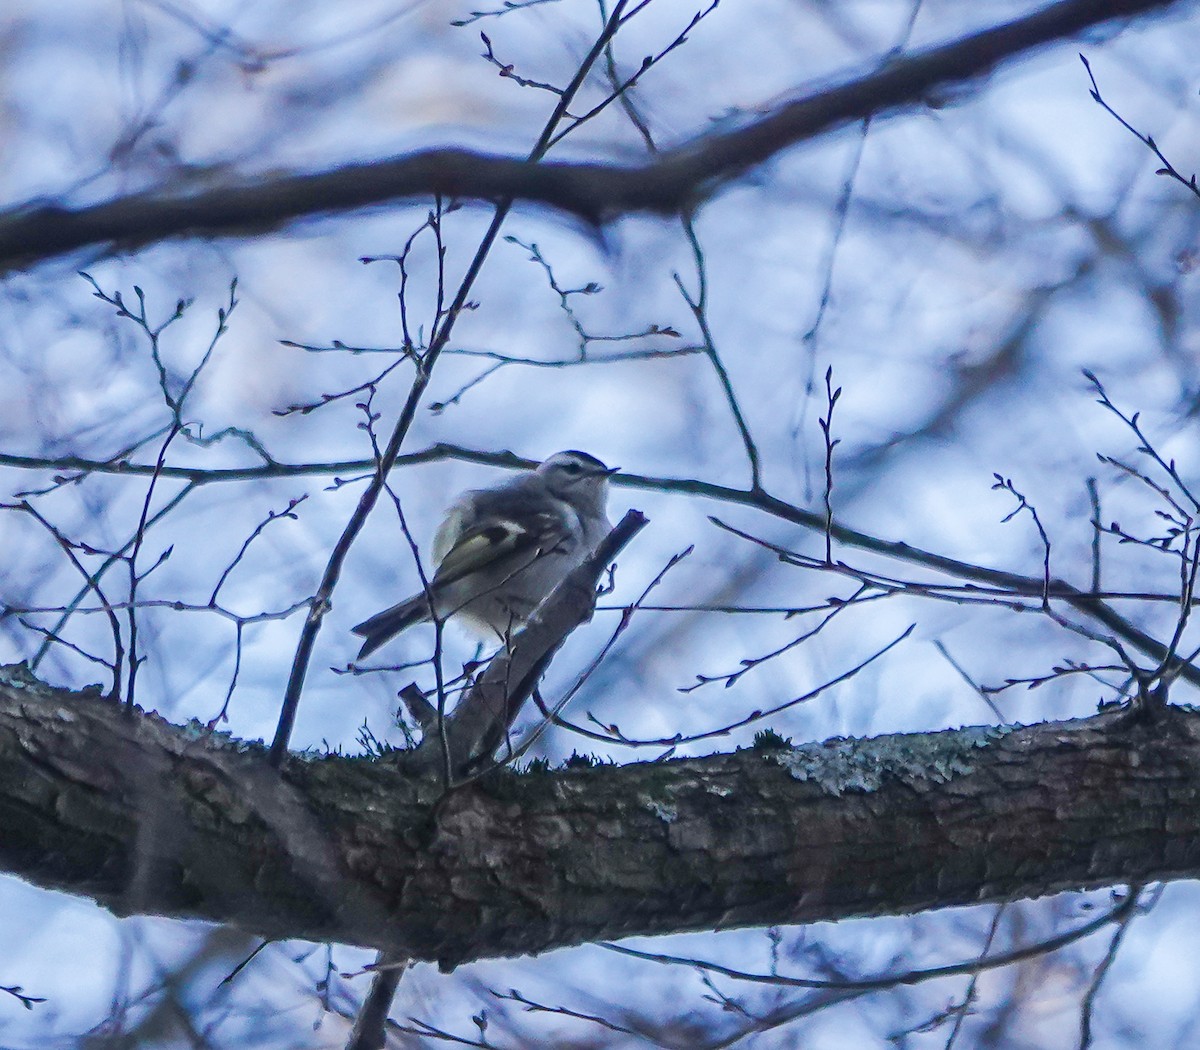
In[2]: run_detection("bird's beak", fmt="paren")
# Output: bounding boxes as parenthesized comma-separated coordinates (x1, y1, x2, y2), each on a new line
(602, 465, 621, 476)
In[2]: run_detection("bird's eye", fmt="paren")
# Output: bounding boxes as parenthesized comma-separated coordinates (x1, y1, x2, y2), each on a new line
(562, 462, 582, 475)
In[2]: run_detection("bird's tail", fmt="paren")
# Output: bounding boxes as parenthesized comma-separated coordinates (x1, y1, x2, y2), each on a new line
(351, 594, 432, 659)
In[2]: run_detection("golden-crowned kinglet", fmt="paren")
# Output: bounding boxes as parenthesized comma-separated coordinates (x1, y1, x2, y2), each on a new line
(353, 450, 616, 658)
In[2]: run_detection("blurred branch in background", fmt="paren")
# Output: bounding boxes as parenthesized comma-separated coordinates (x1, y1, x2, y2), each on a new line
(0, 0, 1183, 272)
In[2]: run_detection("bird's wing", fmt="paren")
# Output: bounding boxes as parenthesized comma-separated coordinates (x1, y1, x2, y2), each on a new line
(431, 495, 473, 566)
(432, 506, 569, 588)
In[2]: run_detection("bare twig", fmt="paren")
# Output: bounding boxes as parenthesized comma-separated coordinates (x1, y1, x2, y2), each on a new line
(0, 983, 46, 1010)
(10, 501, 125, 699)
(565, 624, 912, 750)
(499, 543, 688, 767)
(268, 0, 637, 766)
(1078, 885, 1156, 1049)
(125, 424, 182, 709)
(820, 367, 841, 563)
(1081, 55, 1200, 203)
(676, 217, 761, 489)
(602, 889, 1142, 992)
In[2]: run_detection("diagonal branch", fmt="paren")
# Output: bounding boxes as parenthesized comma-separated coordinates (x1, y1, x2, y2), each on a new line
(404, 510, 648, 777)
(267, 0, 636, 765)
(0, 0, 1180, 272)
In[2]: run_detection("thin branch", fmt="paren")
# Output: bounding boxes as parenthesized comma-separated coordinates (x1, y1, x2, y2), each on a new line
(0, 984, 46, 1010)
(1077, 885, 1154, 1049)
(569, 624, 912, 749)
(820, 367, 841, 563)
(209, 495, 307, 605)
(125, 424, 182, 709)
(268, 1, 639, 766)
(676, 216, 761, 489)
(943, 905, 1005, 1049)
(6, 437, 1195, 692)
(1081, 55, 1200, 202)
(602, 889, 1142, 993)
(10, 501, 125, 698)
(544, 0, 721, 149)
(28, 483, 196, 672)
(932, 639, 1006, 721)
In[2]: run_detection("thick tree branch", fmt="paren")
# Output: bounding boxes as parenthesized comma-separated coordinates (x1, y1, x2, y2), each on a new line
(2, 665, 1199, 969)
(0, 0, 1179, 272)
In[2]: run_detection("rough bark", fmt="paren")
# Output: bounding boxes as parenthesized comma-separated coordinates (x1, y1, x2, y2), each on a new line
(1, 664, 1198, 969)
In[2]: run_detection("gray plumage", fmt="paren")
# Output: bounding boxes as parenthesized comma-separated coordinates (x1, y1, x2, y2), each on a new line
(352, 451, 615, 659)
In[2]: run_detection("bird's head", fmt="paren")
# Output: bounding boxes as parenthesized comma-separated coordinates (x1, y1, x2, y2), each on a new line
(537, 450, 619, 506)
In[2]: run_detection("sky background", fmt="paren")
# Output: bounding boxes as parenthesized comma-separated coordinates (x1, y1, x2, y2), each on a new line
(2, 0, 1200, 1046)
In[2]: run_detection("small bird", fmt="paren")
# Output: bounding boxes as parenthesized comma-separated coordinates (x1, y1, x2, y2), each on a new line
(352, 450, 617, 659)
